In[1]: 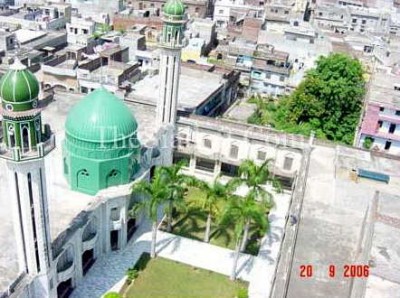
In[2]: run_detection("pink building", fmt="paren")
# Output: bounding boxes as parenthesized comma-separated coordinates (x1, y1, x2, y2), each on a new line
(357, 72, 400, 155)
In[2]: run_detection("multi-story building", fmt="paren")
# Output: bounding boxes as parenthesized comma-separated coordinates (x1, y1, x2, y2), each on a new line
(66, 16, 96, 46)
(357, 72, 400, 155)
(213, 0, 264, 28)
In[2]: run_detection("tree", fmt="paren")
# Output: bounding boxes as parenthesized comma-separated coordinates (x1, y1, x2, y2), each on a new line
(220, 194, 269, 280)
(130, 167, 169, 258)
(250, 53, 365, 145)
(234, 159, 279, 251)
(192, 177, 238, 243)
(160, 162, 196, 232)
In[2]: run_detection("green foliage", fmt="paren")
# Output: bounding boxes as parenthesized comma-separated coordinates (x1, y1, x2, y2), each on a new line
(126, 268, 139, 285)
(103, 292, 122, 298)
(130, 167, 170, 222)
(363, 137, 374, 149)
(248, 54, 365, 145)
(237, 287, 249, 298)
(134, 253, 151, 271)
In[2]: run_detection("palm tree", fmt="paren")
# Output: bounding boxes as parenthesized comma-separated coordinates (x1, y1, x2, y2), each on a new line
(130, 167, 169, 258)
(220, 194, 269, 280)
(192, 177, 238, 243)
(234, 159, 280, 251)
(160, 162, 196, 232)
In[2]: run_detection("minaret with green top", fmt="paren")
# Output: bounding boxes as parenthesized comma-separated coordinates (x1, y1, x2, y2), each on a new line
(0, 59, 55, 296)
(156, 0, 186, 127)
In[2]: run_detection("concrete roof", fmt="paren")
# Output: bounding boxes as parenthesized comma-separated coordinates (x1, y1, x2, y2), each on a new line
(366, 72, 400, 108)
(285, 145, 400, 297)
(128, 66, 223, 111)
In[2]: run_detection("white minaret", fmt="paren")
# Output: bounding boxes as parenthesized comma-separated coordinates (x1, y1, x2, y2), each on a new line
(156, 0, 186, 128)
(0, 60, 55, 296)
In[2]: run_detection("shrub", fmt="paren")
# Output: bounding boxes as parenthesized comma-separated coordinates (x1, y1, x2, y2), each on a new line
(236, 287, 249, 298)
(363, 137, 374, 149)
(126, 268, 139, 285)
(104, 292, 122, 298)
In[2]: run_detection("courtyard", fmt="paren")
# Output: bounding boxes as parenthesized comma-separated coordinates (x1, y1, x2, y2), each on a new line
(164, 188, 262, 255)
(123, 254, 248, 298)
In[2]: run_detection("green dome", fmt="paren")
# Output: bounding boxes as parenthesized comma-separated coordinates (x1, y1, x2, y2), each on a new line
(0, 59, 40, 105)
(163, 0, 185, 16)
(65, 88, 138, 143)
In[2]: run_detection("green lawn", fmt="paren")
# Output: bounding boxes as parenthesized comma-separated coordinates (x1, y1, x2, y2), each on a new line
(124, 256, 247, 298)
(167, 188, 262, 255)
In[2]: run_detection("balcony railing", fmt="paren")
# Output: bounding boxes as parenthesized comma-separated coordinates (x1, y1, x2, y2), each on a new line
(0, 134, 56, 162)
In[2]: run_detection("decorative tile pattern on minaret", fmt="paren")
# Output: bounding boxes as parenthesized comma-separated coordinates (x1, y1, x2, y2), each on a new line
(156, 0, 186, 127)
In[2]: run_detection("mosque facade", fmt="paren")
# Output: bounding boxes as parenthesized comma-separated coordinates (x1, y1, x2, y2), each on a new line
(0, 0, 186, 297)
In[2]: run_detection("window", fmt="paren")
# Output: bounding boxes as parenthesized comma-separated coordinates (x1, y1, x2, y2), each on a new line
(395, 110, 400, 116)
(203, 138, 212, 149)
(362, 19, 366, 24)
(279, 76, 285, 82)
(384, 141, 392, 150)
(378, 120, 383, 128)
(352, 19, 357, 23)
(229, 144, 239, 159)
(179, 133, 187, 147)
(380, 107, 384, 112)
(257, 150, 266, 160)
(389, 123, 396, 134)
(283, 156, 294, 171)
(265, 73, 271, 79)
(219, 9, 224, 14)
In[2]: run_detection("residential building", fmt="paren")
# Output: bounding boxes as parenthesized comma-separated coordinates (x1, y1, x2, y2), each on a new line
(357, 72, 400, 155)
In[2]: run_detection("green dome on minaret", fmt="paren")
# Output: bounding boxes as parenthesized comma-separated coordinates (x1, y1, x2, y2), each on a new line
(163, 0, 185, 17)
(0, 59, 40, 112)
(63, 88, 141, 195)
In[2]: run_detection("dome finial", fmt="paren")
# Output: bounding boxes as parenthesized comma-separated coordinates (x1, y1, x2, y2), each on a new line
(10, 57, 27, 71)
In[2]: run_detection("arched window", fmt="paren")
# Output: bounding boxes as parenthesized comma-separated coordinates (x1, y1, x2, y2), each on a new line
(203, 138, 212, 149)
(21, 125, 30, 153)
(229, 144, 239, 159)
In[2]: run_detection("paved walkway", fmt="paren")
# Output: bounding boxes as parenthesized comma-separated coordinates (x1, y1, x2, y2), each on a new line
(71, 192, 291, 298)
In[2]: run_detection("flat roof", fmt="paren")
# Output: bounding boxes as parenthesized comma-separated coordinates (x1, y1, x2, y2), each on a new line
(128, 66, 223, 111)
(366, 72, 400, 107)
(285, 145, 400, 297)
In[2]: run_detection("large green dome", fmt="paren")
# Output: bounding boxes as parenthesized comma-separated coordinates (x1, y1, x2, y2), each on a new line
(163, 0, 185, 16)
(65, 88, 138, 143)
(0, 59, 40, 111)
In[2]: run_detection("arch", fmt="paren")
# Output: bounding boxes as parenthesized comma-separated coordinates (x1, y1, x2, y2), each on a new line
(77, 169, 91, 191)
(21, 125, 30, 153)
(82, 216, 98, 242)
(106, 169, 121, 188)
(56, 244, 74, 275)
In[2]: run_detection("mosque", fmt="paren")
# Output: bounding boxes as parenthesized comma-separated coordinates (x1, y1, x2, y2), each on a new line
(0, 0, 186, 296)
